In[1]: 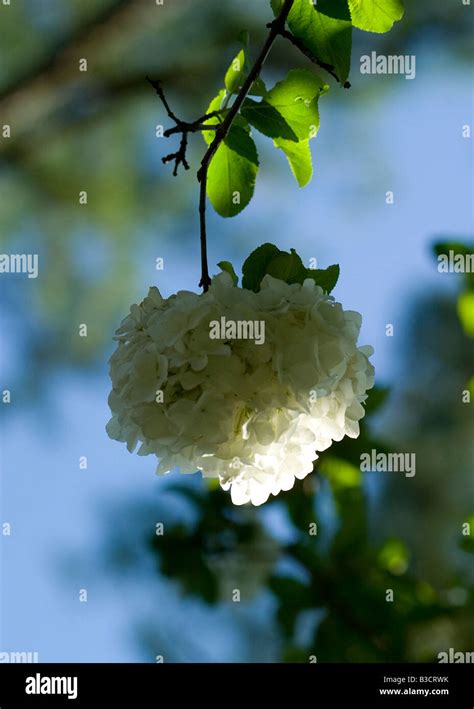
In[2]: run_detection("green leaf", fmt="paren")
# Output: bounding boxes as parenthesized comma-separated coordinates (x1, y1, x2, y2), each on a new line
(274, 137, 313, 187)
(272, 0, 352, 85)
(319, 456, 362, 489)
(232, 113, 251, 132)
(378, 539, 409, 575)
(317, 0, 352, 22)
(457, 291, 474, 338)
(202, 90, 225, 146)
(225, 49, 247, 94)
(264, 69, 327, 140)
(242, 244, 338, 291)
(266, 249, 307, 284)
(348, 0, 404, 33)
(249, 76, 267, 97)
(306, 264, 340, 293)
(217, 260, 238, 285)
(207, 125, 259, 218)
(242, 245, 340, 291)
(241, 98, 298, 141)
(224, 47, 266, 97)
(242, 243, 281, 292)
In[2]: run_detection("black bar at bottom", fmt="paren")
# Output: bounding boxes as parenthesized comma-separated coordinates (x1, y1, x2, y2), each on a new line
(0, 663, 471, 707)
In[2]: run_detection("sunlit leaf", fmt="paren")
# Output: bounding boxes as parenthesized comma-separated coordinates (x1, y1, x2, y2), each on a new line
(319, 456, 362, 489)
(348, 0, 404, 34)
(274, 138, 313, 187)
(378, 539, 409, 575)
(202, 90, 226, 145)
(225, 49, 247, 94)
(457, 290, 474, 338)
(272, 0, 352, 84)
(207, 125, 259, 217)
(242, 98, 298, 141)
(264, 69, 327, 140)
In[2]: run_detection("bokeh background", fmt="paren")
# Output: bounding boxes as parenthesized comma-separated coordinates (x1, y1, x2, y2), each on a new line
(0, 0, 473, 662)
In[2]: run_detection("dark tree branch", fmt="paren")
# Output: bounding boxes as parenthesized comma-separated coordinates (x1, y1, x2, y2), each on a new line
(147, 77, 223, 176)
(164, 123, 219, 138)
(277, 28, 351, 89)
(150, 0, 347, 292)
(161, 132, 190, 176)
(196, 0, 296, 291)
(147, 77, 181, 125)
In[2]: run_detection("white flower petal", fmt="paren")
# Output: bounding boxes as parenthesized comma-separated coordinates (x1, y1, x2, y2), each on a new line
(107, 271, 374, 505)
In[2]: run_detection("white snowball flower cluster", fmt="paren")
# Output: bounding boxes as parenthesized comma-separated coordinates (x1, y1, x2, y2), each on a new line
(107, 272, 374, 506)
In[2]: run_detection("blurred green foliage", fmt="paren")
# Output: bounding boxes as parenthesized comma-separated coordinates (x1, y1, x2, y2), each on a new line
(98, 374, 473, 662)
(433, 241, 474, 339)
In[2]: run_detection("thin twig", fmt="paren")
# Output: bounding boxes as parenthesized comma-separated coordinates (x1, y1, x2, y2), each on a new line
(147, 77, 224, 175)
(164, 122, 219, 137)
(162, 131, 190, 176)
(196, 0, 296, 291)
(150, 0, 343, 292)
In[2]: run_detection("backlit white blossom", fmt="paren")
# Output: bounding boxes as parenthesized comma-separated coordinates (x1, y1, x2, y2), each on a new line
(107, 272, 374, 506)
